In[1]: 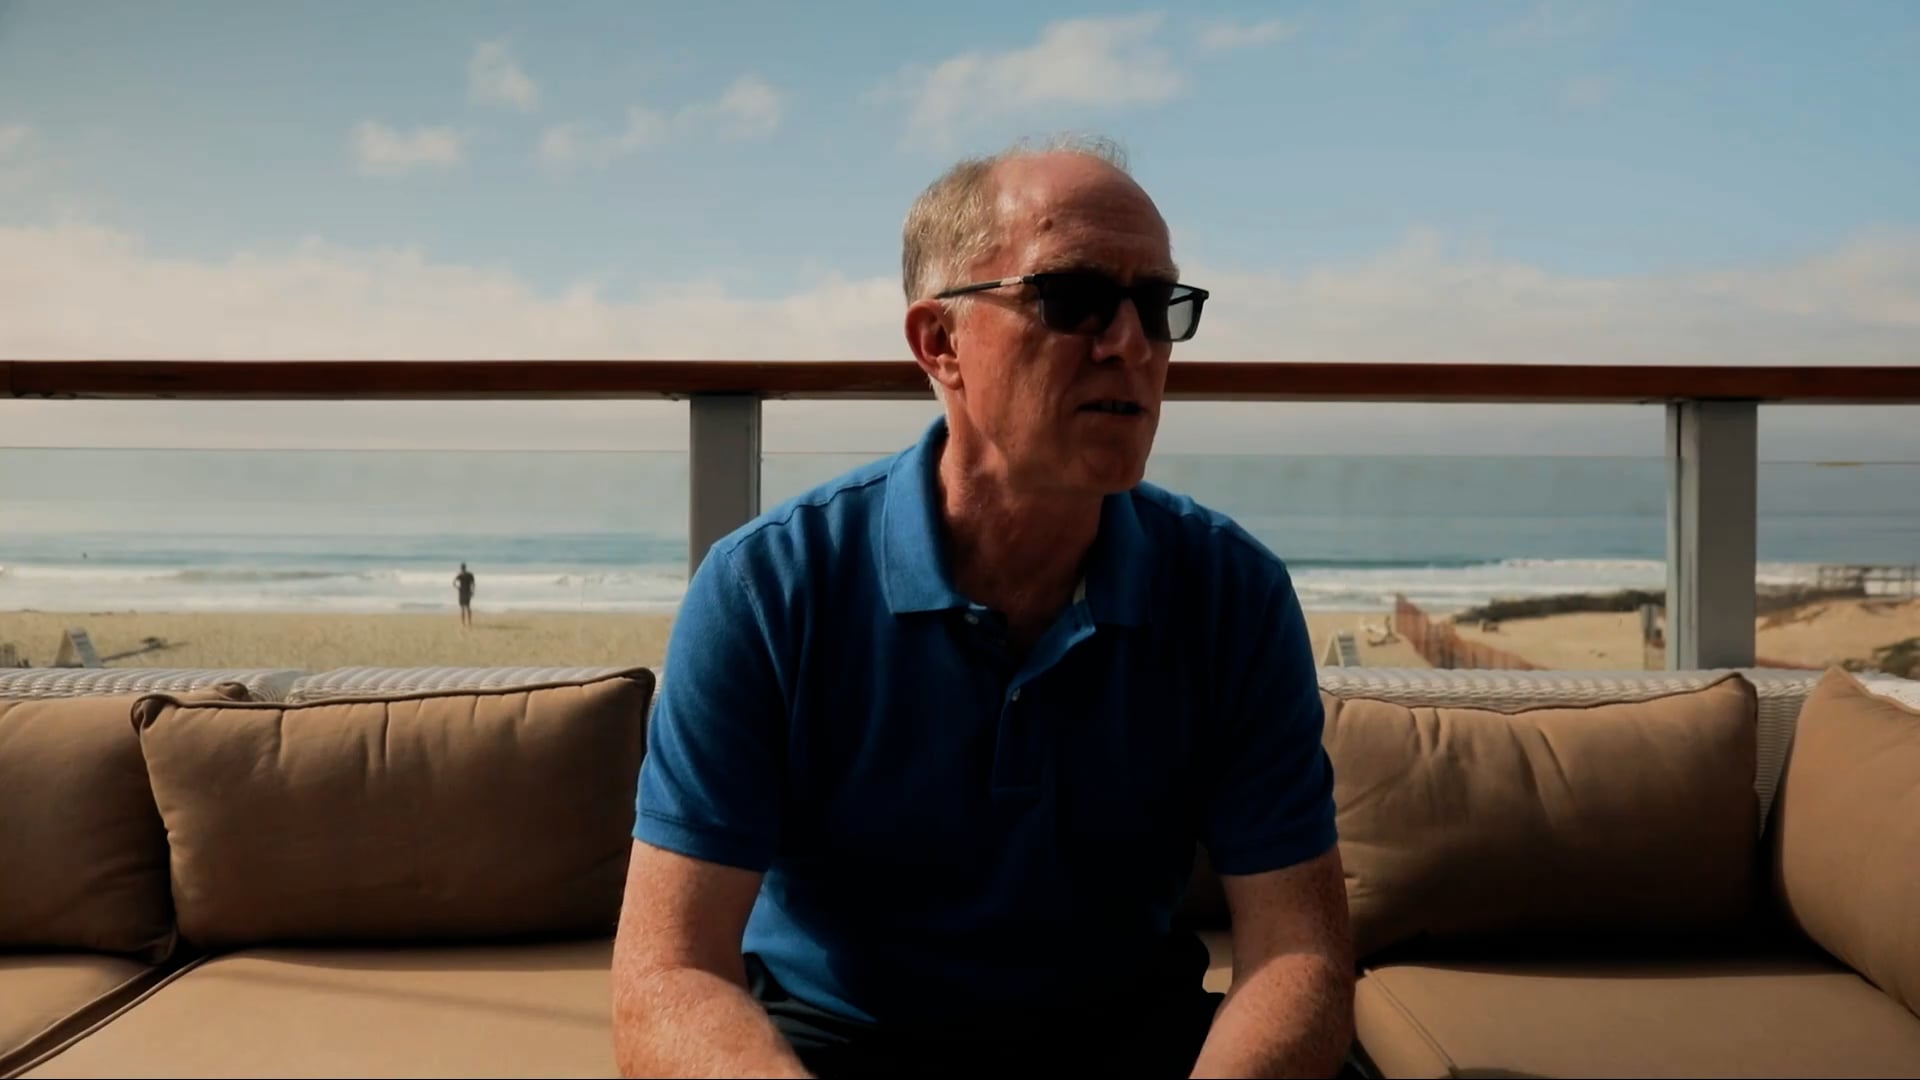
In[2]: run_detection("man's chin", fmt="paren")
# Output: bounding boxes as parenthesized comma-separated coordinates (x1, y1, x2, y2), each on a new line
(1072, 455, 1151, 495)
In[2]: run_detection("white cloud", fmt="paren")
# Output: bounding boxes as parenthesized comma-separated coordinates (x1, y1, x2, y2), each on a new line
(2, 221, 1916, 455)
(892, 14, 1184, 150)
(0, 222, 902, 363)
(1196, 18, 1301, 51)
(681, 75, 784, 140)
(467, 41, 539, 112)
(8, 220, 1917, 369)
(537, 107, 669, 169)
(537, 76, 782, 169)
(1184, 227, 1920, 366)
(350, 121, 464, 177)
(534, 123, 593, 168)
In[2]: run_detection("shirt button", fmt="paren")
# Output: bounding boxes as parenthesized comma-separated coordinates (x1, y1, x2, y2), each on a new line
(964, 612, 979, 625)
(1010, 688, 1022, 702)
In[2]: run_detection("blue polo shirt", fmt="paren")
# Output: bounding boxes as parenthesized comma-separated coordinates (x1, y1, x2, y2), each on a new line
(634, 417, 1335, 1028)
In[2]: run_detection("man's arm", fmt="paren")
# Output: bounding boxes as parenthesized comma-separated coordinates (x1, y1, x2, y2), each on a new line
(611, 840, 809, 1079)
(612, 540, 800, 1076)
(1191, 565, 1354, 1078)
(1188, 846, 1355, 1079)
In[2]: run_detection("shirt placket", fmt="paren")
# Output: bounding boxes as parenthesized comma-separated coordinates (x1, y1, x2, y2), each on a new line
(987, 602, 1096, 800)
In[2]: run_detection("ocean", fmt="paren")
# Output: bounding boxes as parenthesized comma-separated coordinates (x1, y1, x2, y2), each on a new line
(3, 448, 1918, 615)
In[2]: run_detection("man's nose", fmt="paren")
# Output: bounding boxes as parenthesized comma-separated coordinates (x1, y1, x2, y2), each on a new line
(1093, 294, 1154, 368)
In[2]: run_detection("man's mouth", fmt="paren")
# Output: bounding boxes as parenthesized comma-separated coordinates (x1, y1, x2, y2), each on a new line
(1077, 399, 1145, 416)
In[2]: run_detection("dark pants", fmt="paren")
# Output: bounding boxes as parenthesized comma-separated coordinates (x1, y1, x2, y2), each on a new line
(745, 934, 1225, 1079)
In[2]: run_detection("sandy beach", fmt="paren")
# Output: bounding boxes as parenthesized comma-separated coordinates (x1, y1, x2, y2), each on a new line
(1449, 595, 1920, 673)
(0, 607, 1420, 675)
(0, 610, 679, 672)
(1751, 596, 1920, 670)
(1450, 610, 1657, 670)
(8, 597, 1915, 677)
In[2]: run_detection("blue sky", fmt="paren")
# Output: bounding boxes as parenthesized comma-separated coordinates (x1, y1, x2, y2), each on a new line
(1, 0, 1917, 455)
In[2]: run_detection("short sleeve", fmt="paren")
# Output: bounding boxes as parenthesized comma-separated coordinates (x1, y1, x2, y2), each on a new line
(1201, 568, 1338, 876)
(633, 545, 786, 872)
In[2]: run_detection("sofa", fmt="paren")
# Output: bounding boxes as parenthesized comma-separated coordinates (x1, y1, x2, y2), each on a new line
(2, 661, 1917, 1078)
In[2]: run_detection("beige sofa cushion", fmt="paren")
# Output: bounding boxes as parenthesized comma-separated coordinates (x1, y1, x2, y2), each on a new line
(0, 955, 163, 1078)
(133, 669, 654, 949)
(1772, 666, 1920, 1017)
(1324, 673, 1760, 960)
(0, 694, 196, 961)
(1196, 929, 1233, 996)
(1353, 950, 1920, 1078)
(18, 941, 616, 1079)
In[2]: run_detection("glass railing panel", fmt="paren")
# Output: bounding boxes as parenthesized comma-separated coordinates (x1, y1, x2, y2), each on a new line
(1, 401, 689, 672)
(1753, 405, 1920, 676)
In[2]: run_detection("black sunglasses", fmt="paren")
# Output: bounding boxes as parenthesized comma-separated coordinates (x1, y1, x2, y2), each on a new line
(934, 271, 1210, 343)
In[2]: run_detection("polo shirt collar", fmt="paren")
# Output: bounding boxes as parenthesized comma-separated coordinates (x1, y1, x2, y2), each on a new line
(1083, 487, 1151, 628)
(880, 415, 1152, 627)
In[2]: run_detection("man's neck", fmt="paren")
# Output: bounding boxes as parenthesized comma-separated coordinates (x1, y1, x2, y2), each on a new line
(937, 439, 1102, 637)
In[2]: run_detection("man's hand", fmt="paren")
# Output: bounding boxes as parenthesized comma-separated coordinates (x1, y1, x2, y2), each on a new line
(610, 840, 812, 1079)
(1188, 845, 1355, 1079)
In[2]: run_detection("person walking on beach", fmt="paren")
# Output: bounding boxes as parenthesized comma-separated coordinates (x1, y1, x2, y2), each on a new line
(612, 136, 1352, 1079)
(453, 563, 475, 628)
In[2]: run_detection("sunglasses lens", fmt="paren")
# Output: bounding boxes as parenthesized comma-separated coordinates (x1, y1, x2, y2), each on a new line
(1032, 274, 1203, 342)
(1134, 282, 1176, 341)
(1038, 275, 1120, 336)
(1165, 288, 1202, 342)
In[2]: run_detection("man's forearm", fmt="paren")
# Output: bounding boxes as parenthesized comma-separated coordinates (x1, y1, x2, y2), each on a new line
(1189, 953, 1355, 1079)
(613, 965, 811, 1079)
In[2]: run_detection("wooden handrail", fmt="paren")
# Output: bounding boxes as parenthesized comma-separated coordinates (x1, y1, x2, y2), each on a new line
(5, 359, 1920, 403)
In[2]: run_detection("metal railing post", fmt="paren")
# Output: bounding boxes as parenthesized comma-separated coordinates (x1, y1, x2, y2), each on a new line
(688, 394, 762, 578)
(1666, 399, 1759, 669)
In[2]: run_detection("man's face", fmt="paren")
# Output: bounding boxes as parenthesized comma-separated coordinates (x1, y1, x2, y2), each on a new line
(945, 155, 1176, 497)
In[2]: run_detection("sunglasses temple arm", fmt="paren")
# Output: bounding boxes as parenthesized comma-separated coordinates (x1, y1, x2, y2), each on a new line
(935, 276, 1031, 300)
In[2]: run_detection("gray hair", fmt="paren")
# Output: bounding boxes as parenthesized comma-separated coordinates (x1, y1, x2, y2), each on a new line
(900, 133, 1131, 304)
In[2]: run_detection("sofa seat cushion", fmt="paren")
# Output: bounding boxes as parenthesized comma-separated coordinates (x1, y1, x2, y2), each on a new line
(19, 941, 616, 1079)
(1197, 929, 1233, 995)
(0, 955, 162, 1077)
(1354, 950, 1920, 1078)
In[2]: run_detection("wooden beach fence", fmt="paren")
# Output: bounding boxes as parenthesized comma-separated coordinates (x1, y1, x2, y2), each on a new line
(1393, 595, 1539, 671)
(1814, 564, 1920, 599)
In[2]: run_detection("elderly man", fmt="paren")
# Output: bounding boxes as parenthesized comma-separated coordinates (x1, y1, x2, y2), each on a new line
(612, 137, 1353, 1079)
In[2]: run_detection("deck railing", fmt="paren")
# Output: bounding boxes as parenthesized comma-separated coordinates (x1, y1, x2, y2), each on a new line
(7, 359, 1920, 670)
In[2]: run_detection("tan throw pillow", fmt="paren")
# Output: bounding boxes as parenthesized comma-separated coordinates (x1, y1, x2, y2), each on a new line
(1324, 673, 1760, 961)
(0, 687, 243, 961)
(1772, 667, 1920, 1017)
(133, 669, 655, 949)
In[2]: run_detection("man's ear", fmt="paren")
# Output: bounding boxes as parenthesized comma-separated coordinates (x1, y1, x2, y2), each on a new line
(905, 299, 963, 396)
